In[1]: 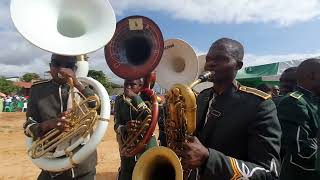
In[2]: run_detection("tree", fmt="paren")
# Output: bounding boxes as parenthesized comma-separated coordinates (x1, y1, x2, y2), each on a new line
(0, 77, 20, 95)
(21, 73, 40, 82)
(87, 70, 113, 93)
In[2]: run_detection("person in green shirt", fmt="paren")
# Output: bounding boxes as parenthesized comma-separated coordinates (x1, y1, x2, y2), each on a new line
(0, 97, 3, 112)
(273, 67, 297, 107)
(114, 78, 163, 180)
(278, 58, 320, 180)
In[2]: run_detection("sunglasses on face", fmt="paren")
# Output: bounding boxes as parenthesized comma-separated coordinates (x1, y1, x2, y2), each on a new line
(51, 61, 76, 69)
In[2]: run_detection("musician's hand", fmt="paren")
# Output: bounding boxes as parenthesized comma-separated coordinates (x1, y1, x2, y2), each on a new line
(58, 68, 76, 80)
(39, 110, 71, 133)
(59, 68, 85, 90)
(177, 136, 209, 169)
(124, 89, 137, 99)
(127, 120, 141, 132)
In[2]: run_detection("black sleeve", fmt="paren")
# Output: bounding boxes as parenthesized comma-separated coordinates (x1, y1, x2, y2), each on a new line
(201, 99, 281, 179)
(23, 88, 42, 138)
(316, 129, 320, 172)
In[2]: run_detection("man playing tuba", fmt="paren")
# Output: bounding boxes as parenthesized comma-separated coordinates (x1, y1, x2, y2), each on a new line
(114, 78, 165, 180)
(23, 54, 98, 180)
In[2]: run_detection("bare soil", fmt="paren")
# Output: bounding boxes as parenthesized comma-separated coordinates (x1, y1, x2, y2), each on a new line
(0, 112, 121, 180)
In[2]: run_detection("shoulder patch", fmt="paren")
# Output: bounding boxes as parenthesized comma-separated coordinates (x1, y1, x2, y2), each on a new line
(239, 86, 272, 100)
(289, 91, 303, 99)
(31, 80, 50, 86)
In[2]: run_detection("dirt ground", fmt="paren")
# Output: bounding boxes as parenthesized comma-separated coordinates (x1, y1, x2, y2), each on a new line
(0, 112, 136, 180)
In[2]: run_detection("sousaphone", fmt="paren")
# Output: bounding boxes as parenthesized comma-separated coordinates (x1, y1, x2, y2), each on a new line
(155, 39, 199, 90)
(11, 0, 116, 172)
(105, 16, 164, 156)
(134, 39, 213, 180)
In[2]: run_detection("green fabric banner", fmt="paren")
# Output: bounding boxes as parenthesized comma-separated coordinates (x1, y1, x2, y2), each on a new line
(237, 63, 279, 79)
(236, 63, 279, 87)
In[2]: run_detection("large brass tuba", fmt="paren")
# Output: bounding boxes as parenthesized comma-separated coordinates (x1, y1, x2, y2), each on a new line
(11, 0, 116, 171)
(105, 16, 164, 157)
(133, 39, 213, 180)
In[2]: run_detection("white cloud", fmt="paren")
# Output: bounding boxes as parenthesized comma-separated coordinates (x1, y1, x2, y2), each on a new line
(1, 0, 320, 85)
(3, 0, 320, 28)
(243, 51, 320, 67)
(0, 1, 12, 31)
(110, 0, 320, 26)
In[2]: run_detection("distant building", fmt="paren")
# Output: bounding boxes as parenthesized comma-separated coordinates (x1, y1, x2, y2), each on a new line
(13, 81, 32, 96)
(5, 76, 20, 82)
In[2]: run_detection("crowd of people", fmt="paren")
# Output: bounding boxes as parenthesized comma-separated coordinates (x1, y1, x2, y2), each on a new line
(0, 95, 28, 112)
(113, 38, 319, 180)
(19, 38, 319, 180)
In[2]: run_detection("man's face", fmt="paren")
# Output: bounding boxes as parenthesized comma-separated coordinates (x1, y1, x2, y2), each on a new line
(124, 79, 142, 95)
(279, 72, 296, 95)
(50, 57, 76, 84)
(272, 86, 280, 97)
(204, 47, 242, 84)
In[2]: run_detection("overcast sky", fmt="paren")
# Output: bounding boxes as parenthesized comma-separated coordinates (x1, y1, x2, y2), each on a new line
(1, 0, 320, 84)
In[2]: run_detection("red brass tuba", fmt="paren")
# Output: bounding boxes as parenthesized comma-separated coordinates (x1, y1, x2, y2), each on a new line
(104, 16, 163, 156)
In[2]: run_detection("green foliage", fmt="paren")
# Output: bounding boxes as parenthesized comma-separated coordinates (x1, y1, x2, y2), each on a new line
(87, 70, 113, 93)
(0, 78, 20, 95)
(21, 73, 40, 82)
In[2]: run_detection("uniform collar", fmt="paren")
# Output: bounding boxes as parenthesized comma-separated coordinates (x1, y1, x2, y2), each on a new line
(212, 80, 239, 96)
(51, 79, 69, 88)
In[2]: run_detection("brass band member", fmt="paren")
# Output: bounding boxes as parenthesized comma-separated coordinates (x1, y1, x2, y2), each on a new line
(273, 67, 297, 107)
(278, 58, 320, 180)
(23, 54, 97, 180)
(177, 38, 281, 179)
(114, 78, 163, 180)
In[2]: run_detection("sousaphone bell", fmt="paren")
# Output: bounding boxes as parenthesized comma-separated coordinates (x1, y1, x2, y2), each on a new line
(155, 39, 199, 90)
(105, 16, 163, 156)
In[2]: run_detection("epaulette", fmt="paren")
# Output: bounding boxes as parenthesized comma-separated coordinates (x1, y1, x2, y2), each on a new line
(239, 86, 271, 100)
(31, 79, 50, 86)
(289, 91, 303, 99)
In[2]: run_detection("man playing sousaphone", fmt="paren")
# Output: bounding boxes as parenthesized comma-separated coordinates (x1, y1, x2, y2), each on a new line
(114, 76, 165, 180)
(114, 73, 164, 180)
(23, 54, 98, 180)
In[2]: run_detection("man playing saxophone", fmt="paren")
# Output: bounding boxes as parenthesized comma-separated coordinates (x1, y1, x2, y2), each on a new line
(177, 38, 281, 180)
(23, 54, 98, 180)
(114, 78, 164, 180)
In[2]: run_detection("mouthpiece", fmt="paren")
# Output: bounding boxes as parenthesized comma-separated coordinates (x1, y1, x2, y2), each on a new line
(198, 71, 214, 82)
